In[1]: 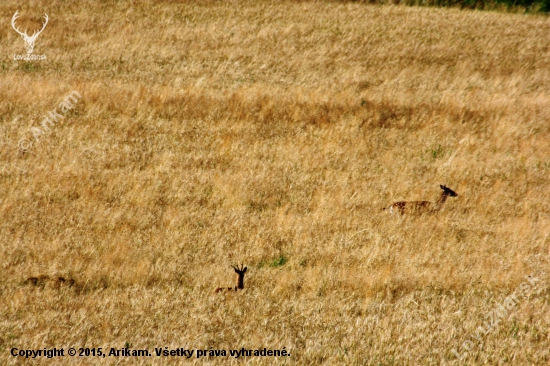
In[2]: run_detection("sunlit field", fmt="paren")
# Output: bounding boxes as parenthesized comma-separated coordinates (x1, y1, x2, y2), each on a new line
(1, 0, 549, 364)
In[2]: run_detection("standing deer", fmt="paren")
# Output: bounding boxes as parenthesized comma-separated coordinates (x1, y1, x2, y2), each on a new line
(11, 11, 49, 54)
(215, 264, 247, 293)
(384, 185, 458, 214)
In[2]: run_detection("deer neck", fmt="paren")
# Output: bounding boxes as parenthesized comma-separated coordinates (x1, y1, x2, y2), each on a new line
(436, 193, 448, 207)
(236, 274, 245, 289)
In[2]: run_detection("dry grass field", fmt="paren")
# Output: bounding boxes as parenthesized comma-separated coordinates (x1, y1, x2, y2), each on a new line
(1, 0, 550, 364)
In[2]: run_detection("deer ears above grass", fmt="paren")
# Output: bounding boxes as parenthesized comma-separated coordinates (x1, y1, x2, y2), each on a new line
(233, 264, 247, 274)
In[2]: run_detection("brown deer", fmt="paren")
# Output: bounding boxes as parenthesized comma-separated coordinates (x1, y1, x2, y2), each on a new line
(384, 185, 458, 215)
(215, 264, 247, 293)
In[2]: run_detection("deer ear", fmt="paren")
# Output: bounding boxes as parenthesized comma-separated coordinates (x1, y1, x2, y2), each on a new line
(243, 267, 247, 273)
(440, 185, 445, 189)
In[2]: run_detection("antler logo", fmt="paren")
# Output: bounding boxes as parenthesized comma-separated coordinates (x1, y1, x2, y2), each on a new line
(11, 11, 49, 54)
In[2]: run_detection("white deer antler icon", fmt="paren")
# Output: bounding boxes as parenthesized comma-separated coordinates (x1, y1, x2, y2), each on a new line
(11, 11, 49, 54)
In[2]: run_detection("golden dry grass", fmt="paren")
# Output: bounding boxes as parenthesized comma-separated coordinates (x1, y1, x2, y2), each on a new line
(1, 0, 549, 364)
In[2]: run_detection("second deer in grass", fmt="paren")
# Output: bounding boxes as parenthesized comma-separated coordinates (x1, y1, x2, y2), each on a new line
(384, 184, 458, 215)
(215, 264, 247, 293)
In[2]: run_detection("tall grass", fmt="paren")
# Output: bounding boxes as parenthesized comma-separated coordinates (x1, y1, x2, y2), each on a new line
(342, 0, 550, 12)
(1, 0, 549, 364)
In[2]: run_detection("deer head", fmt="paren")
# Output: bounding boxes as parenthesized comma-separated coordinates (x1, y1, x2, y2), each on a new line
(12, 11, 49, 54)
(232, 264, 247, 289)
(440, 185, 458, 197)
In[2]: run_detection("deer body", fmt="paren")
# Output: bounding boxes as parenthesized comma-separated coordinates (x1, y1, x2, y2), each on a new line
(215, 265, 247, 293)
(384, 185, 458, 215)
